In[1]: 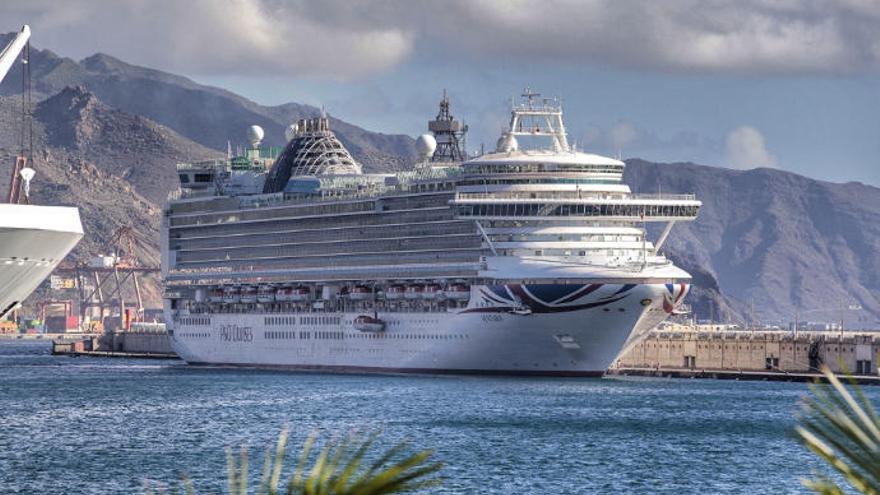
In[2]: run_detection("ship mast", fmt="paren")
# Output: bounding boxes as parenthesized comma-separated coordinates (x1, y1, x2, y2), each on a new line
(505, 88, 569, 153)
(428, 90, 468, 162)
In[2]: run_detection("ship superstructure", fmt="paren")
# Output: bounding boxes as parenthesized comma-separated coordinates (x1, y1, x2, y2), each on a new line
(162, 92, 700, 375)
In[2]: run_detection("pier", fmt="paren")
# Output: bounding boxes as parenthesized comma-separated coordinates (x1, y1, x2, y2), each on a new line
(610, 324, 880, 382)
(51, 325, 177, 359)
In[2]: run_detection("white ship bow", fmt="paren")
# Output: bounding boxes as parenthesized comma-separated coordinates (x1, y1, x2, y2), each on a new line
(0, 205, 83, 318)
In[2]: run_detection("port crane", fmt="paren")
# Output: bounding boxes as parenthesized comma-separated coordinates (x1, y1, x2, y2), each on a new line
(53, 226, 160, 331)
(0, 25, 35, 204)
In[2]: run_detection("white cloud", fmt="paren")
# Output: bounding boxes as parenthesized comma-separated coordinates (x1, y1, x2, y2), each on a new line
(725, 126, 777, 169)
(609, 121, 638, 153)
(8, 0, 880, 78)
(8, 0, 413, 79)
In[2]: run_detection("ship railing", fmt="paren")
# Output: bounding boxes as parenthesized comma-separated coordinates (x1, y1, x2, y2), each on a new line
(176, 159, 228, 171)
(454, 192, 696, 201)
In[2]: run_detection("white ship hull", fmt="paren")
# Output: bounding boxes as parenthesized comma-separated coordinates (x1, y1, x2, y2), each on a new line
(0, 205, 83, 318)
(169, 282, 688, 375)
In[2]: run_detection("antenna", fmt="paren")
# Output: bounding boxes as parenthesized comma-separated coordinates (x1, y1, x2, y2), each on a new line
(427, 90, 467, 162)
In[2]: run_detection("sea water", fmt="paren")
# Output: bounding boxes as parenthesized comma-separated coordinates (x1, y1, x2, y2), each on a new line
(0, 341, 845, 494)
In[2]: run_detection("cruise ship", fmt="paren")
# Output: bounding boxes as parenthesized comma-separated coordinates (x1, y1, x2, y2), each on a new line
(162, 91, 700, 376)
(0, 25, 83, 320)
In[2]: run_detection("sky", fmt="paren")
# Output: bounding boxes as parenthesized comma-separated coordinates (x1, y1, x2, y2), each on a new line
(7, 0, 880, 185)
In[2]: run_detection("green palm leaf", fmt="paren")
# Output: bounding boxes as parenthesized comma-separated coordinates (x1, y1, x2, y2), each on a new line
(147, 427, 441, 494)
(797, 365, 880, 494)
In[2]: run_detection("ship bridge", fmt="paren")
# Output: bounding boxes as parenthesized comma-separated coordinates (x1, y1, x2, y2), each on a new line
(454, 89, 700, 265)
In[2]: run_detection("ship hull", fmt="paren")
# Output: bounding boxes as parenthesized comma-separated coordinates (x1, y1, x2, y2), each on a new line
(0, 205, 83, 318)
(169, 283, 684, 375)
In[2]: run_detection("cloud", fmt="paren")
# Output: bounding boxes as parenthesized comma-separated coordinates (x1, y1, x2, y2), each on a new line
(8, 0, 413, 79)
(8, 0, 880, 78)
(725, 126, 777, 169)
(609, 122, 638, 153)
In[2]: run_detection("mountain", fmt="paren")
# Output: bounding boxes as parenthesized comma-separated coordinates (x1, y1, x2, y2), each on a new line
(34, 86, 219, 204)
(625, 160, 880, 326)
(0, 35, 417, 171)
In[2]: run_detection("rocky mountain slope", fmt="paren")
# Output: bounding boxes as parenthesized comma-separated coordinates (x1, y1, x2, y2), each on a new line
(0, 34, 417, 172)
(626, 160, 880, 326)
(35, 86, 219, 204)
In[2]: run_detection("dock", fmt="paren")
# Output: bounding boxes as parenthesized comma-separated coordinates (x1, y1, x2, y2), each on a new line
(51, 325, 178, 359)
(611, 324, 880, 383)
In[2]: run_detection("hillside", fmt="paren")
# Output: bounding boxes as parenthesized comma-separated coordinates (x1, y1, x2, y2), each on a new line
(35, 86, 219, 204)
(626, 160, 880, 326)
(0, 34, 417, 172)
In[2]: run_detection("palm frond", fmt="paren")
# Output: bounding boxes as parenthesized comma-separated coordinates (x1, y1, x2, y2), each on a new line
(796, 365, 880, 494)
(204, 428, 441, 495)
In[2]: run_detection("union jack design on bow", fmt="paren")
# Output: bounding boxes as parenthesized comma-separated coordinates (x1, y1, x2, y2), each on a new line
(662, 283, 689, 314)
(464, 283, 635, 314)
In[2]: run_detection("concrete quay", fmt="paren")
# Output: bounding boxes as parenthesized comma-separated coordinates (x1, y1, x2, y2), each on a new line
(610, 324, 880, 382)
(52, 326, 177, 359)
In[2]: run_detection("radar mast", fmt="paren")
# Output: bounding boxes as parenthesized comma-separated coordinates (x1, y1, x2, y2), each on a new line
(428, 90, 468, 162)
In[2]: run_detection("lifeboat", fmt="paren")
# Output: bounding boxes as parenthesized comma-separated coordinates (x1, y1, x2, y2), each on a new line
(222, 286, 241, 304)
(385, 284, 406, 300)
(349, 285, 372, 301)
(275, 285, 294, 302)
(423, 283, 442, 299)
(354, 314, 385, 333)
(257, 286, 276, 303)
(404, 284, 424, 300)
(208, 287, 224, 303)
(240, 285, 258, 304)
(444, 283, 470, 301)
(290, 286, 311, 302)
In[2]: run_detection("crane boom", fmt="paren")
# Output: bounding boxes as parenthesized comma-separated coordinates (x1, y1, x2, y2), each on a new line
(0, 25, 30, 85)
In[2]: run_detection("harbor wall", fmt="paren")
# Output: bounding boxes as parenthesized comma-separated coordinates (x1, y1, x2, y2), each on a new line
(52, 328, 175, 358)
(116, 331, 174, 354)
(613, 328, 880, 376)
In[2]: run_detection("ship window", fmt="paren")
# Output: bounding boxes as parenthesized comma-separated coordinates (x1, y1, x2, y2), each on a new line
(178, 174, 190, 183)
(194, 173, 213, 183)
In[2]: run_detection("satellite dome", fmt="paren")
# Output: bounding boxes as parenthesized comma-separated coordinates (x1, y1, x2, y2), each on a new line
(415, 134, 437, 159)
(284, 124, 297, 142)
(247, 125, 265, 146)
(496, 134, 518, 153)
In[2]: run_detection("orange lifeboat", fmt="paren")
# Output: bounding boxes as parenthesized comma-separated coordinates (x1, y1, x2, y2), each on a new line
(240, 285, 258, 304)
(257, 286, 276, 303)
(208, 287, 224, 303)
(350, 285, 372, 301)
(275, 285, 294, 302)
(290, 286, 311, 302)
(404, 284, 423, 300)
(385, 284, 406, 300)
(423, 283, 442, 299)
(444, 283, 470, 301)
(222, 286, 240, 304)
(354, 314, 385, 333)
